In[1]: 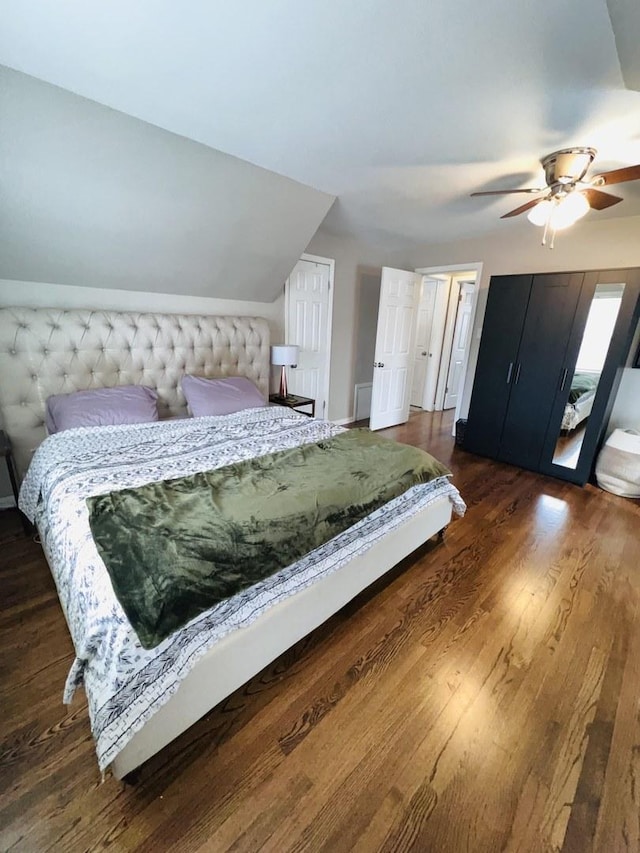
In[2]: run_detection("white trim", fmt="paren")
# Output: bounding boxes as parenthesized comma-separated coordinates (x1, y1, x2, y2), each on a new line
(415, 263, 482, 276)
(0, 496, 16, 509)
(415, 262, 483, 432)
(285, 254, 335, 419)
(332, 416, 355, 426)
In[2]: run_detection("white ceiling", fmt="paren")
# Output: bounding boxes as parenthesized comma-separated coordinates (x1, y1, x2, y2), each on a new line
(1, 0, 640, 251)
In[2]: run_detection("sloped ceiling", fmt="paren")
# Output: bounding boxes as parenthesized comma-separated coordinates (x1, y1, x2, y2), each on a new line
(1, 0, 640, 263)
(0, 67, 334, 300)
(607, 0, 640, 91)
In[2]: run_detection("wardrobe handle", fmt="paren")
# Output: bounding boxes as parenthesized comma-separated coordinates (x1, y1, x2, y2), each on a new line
(559, 368, 568, 391)
(514, 363, 521, 384)
(506, 362, 514, 384)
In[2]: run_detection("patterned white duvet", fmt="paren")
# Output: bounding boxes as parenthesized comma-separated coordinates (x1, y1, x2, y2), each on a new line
(19, 406, 466, 772)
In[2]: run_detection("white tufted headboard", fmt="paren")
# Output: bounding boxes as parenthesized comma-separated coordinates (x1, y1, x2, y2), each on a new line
(0, 307, 270, 477)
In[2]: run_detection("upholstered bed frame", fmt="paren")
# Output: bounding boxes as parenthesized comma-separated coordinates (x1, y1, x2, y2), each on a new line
(0, 306, 270, 477)
(0, 305, 453, 780)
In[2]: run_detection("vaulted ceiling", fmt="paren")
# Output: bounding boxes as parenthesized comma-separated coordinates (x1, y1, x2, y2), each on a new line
(1, 0, 640, 274)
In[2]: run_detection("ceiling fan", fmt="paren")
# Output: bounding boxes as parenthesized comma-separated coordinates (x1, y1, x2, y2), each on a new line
(471, 148, 640, 247)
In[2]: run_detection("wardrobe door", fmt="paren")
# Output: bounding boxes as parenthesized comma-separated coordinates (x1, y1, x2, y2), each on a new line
(539, 268, 640, 484)
(498, 272, 584, 470)
(464, 275, 532, 459)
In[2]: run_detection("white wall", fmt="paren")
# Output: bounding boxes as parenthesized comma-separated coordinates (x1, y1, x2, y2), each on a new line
(608, 320, 640, 434)
(303, 230, 387, 421)
(0, 279, 284, 339)
(0, 65, 334, 302)
(390, 214, 640, 430)
(353, 271, 382, 387)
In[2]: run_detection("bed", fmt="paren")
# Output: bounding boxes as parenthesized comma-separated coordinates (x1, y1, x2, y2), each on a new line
(560, 371, 600, 432)
(0, 306, 465, 780)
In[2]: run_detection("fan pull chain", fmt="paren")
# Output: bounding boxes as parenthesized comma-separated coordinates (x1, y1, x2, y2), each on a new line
(542, 216, 550, 246)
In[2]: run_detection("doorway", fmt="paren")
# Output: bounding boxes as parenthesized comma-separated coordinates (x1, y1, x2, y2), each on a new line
(414, 264, 482, 430)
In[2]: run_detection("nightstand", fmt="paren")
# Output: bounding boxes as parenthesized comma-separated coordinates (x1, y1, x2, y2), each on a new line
(269, 393, 316, 418)
(0, 430, 30, 534)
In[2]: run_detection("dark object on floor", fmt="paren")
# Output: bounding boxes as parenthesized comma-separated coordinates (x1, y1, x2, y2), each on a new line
(455, 418, 467, 446)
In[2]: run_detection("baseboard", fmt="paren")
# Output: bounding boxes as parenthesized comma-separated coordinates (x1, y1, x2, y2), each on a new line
(0, 495, 16, 509)
(332, 417, 354, 426)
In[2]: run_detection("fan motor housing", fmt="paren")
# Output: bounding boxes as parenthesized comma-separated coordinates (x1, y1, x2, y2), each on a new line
(542, 147, 597, 186)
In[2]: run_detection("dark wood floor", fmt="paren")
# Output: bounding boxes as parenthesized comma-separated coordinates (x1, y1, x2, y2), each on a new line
(2, 410, 640, 852)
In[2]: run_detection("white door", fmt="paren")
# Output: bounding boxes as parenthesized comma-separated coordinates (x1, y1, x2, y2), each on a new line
(410, 279, 437, 407)
(443, 282, 475, 409)
(370, 267, 420, 431)
(285, 258, 332, 418)
(422, 277, 452, 412)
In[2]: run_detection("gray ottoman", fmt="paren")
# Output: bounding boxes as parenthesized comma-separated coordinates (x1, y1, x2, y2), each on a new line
(595, 429, 640, 498)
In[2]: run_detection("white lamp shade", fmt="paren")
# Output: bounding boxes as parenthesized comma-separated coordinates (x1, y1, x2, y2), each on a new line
(271, 344, 299, 366)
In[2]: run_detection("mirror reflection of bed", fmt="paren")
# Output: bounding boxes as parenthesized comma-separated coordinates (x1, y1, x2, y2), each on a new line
(552, 420, 589, 468)
(551, 282, 624, 470)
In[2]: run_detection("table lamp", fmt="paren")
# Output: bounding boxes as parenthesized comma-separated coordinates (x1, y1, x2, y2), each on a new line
(271, 345, 299, 399)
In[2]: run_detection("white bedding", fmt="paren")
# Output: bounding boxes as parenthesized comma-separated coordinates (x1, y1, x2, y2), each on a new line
(19, 406, 465, 771)
(561, 390, 596, 431)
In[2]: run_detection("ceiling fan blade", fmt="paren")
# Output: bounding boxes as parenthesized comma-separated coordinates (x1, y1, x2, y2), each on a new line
(471, 188, 547, 196)
(595, 164, 640, 185)
(583, 188, 624, 210)
(500, 198, 545, 219)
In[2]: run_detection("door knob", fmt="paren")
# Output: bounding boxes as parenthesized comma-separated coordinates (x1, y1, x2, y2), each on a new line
(421, 351, 427, 356)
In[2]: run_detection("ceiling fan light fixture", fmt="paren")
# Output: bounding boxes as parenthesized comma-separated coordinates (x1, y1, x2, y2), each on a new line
(542, 148, 597, 186)
(471, 148, 640, 249)
(550, 191, 590, 229)
(527, 199, 553, 226)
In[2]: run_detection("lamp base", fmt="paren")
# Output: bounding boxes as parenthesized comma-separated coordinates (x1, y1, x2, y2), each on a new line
(279, 365, 288, 399)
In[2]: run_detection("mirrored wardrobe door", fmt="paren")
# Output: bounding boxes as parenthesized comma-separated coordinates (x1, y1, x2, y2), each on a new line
(540, 268, 640, 485)
(551, 282, 625, 469)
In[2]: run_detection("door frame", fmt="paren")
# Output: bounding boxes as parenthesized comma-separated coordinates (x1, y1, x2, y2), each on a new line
(415, 262, 483, 431)
(284, 253, 335, 419)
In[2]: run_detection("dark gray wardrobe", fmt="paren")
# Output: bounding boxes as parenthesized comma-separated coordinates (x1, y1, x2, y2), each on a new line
(464, 267, 640, 485)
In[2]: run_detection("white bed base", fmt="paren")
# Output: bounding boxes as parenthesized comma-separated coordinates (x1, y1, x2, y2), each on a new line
(0, 305, 454, 779)
(111, 495, 453, 779)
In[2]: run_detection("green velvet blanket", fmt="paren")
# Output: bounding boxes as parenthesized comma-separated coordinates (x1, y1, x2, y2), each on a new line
(568, 372, 599, 404)
(87, 429, 450, 648)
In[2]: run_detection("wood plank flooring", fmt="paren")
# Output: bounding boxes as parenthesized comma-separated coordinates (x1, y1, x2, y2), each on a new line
(1, 410, 640, 852)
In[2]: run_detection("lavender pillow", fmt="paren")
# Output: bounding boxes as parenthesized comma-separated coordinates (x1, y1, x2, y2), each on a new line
(46, 385, 159, 434)
(182, 375, 265, 417)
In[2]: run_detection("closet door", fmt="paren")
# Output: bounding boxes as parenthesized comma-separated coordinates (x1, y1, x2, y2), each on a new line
(539, 268, 640, 484)
(498, 272, 584, 470)
(464, 275, 532, 459)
